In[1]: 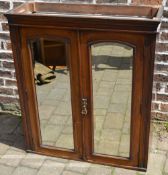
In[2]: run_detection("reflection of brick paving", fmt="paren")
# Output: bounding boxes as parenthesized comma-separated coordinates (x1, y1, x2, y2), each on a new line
(36, 68, 74, 150)
(92, 43, 132, 157)
(36, 43, 133, 156)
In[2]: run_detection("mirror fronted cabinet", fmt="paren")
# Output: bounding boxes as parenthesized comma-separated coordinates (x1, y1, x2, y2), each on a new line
(5, 2, 163, 171)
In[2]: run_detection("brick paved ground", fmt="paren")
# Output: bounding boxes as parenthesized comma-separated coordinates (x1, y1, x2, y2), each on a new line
(0, 113, 168, 175)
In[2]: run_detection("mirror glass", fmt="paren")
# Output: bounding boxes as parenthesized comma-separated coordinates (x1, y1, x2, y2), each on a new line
(30, 38, 74, 150)
(91, 42, 133, 157)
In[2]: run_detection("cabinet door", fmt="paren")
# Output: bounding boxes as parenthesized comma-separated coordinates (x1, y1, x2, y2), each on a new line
(20, 28, 82, 159)
(80, 31, 145, 169)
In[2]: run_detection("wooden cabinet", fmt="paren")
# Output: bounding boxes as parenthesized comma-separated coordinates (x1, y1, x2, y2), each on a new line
(5, 2, 162, 171)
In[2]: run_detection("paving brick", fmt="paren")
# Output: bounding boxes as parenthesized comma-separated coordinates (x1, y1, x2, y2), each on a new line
(111, 91, 129, 104)
(103, 113, 125, 129)
(95, 139, 119, 156)
(38, 105, 55, 120)
(96, 87, 113, 96)
(99, 81, 115, 88)
(41, 124, 63, 144)
(0, 143, 10, 156)
(136, 172, 145, 175)
(37, 160, 65, 175)
(48, 115, 68, 125)
(164, 158, 168, 173)
(119, 134, 130, 156)
(46, 156, 69, 163)
(62, 126, 73, 134)
(0, 164, 14, 175)
(157, 137, 168, 151)
(108, 103, 127, 113)
(13, 135, 26, 150)
(12, 166, 38, 175)
(55, 134, 74, 149)
(0, 149, 25, 167)
(87, 164, 112, 175)
(147, 153, 166, 175)
(100, 128, 121, 141)
(114, 84, 131, 92)
(94, 115, 105, 130)
(66, 160, 90, 174)
(113, 168, 136, 175)
(102, 71, 118, 82)
(94, 109, 107, 116)
(54, 102, 72, 115)
(94, 95, 110, 109)
(0, 115, 19, 134)
(62, 171, 83, 175)
(20, 153, 46, 169)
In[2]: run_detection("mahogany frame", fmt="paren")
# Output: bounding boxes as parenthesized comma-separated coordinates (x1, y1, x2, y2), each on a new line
(5, 2, 162, 171)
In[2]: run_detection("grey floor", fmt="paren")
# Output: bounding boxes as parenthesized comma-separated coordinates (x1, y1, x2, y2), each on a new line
(0, 113, 167, 175)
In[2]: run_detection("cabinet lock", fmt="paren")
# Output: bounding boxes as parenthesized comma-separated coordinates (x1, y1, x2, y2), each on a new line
(81, 98, 88, 115)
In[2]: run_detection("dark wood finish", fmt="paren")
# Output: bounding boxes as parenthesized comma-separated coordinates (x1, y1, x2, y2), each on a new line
(138, 35, 157, 169)
(9, 26, 33, 150)
(8, 2, 158, 18)
(5, 3, 162, 33)
(5, 2, 161, 171)
(80, 31, 145, 170)
(39, 39, 66, 67)
(20, 28, 83, 159)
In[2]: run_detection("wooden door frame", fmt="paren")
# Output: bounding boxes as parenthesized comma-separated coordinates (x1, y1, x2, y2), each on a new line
(79, 30, 147, 170)
(19, 27, 83, 160)
(9, 25, 156, 171)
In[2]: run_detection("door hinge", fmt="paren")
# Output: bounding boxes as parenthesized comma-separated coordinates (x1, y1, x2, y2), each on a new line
(81, 98, 88, 116)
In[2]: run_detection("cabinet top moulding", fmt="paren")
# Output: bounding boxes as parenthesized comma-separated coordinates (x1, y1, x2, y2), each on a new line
(5, 2, 163, 33)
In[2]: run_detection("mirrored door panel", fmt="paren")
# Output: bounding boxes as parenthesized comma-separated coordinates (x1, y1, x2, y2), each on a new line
(91, 42, 133, 158)
(30, 38, 74, 150)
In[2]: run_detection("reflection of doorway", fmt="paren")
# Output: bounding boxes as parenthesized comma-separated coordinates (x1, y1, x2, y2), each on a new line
(33, 39, 67, 70)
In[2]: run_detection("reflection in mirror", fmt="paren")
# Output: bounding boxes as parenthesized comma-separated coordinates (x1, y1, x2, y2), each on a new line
(30, 38, 74, 150)
(91, 42, 133, 158)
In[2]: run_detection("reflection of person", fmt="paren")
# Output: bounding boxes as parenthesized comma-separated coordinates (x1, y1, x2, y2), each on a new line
(34, 61, 56, 85)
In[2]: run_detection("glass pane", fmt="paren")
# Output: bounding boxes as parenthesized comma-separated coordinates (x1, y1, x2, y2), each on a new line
(91, 42, 133, 158)
(30, 38, 74, 150)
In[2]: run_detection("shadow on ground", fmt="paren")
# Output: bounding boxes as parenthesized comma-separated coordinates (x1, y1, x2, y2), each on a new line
(0, 112, 26, 151)
(0, 112, 167, 175)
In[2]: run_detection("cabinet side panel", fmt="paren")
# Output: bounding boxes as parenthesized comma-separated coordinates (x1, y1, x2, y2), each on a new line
(139, 35, 156, 168)
(9, 25, 32, 150)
